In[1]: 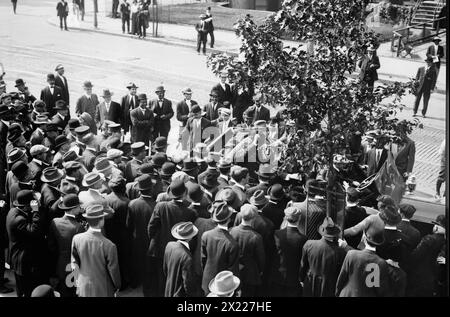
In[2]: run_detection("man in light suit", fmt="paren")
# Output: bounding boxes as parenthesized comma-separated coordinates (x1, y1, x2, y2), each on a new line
(413, 56, 437, 118)
(149, 86, 174, 140)
(71, 204, 121, 297)
(211, 71, 233, 105)
(54, 64, 69, 105)
(426, 36, 444, 77)
(95, 89, 122, 127)
(130, 93, 154, 145)
(40, 74, 63, 117)
(120, 82, 139, 135)
(392, 135, 415, 182)
(176, 88, 198, 131)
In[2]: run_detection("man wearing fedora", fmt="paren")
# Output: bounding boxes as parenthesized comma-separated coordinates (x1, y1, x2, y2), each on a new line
(201, 201, 239, 296)
(124, 142, 148, 183)
(40, 167, 64, 224)
(336, 223, 393, 297)
(186, 182, 209, 219)
(52, 135, 70, 168)
(229, 204, 265, 297)
(71, 204, 121, 297)
(163, 222, 200, 297)
(216, 158, 232, 189)
(80, 133, 98, 171)
(28, 144, 51, 186)
(195, 14, 208, 54)
(246, 164, 275, 198)
(149, 86, 174, 141)
(413, 56, 437, 118)
(262, 183, 287, 230)
(40, 74, 63, 117)
(270, 207, 307, 297)
(203, 90, 223, 125)
(148, 179, 197, 296)
(120, 82, 139, 135)
(207, 271, 241, 297)
(426, 36, 444, 78)
(6, 190, 45, 297)
(48, 194, 84, 297)
(78, 172, 111, 211)
(126, 163, 162, 201)
(95, 89, 122, 127)
(212, 71, 233, 106)
(230, 166, 249, 206)
(176, 88, 198, 131)
(130, 93, 155, 145)
(300, 217, 347, 297)
(54, 64, 69, 105)
(29, 114, 49, 146)
(52, 100, 70, 130)
(15, 78, 37, 108)
(75, 81, 99, 119)
(358, 45, 380, 91)
(127, 174, 156, 294)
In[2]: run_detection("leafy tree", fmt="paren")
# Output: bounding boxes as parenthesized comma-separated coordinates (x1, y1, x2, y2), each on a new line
(207, 0, 418, 219)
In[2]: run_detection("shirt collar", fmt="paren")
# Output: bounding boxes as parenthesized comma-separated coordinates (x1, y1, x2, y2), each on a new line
(88, 227, 102, 233)
(191, 202, 201, 206)
(402, 219, 410, 222)
(32, 158, 44, 165)
(89, 188, 101, 194)
(85, 93, 91, 99)
(58, 113, 65, 120)
(287, 223, 297, 228)
(86, 147, 97, 152)
(1, 120, 9, 126)
(66, 176, 76, 182)
(217, 224, 228, 231)
(365, 244, 376, 252)
(179, 240, 190, 250)
(385, 225, 397, 230)
(233, 182, 245, 191)
(219, 174, 228, 181)
(64, 213, 76, 219)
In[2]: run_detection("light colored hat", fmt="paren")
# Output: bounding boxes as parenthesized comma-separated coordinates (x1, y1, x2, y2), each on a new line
(107, 149, 123, 160)
(219, 108, 231, 116)
(171, 222, 198, 240)
(208, 271, 240, 296)
(30, 144, 49, 157)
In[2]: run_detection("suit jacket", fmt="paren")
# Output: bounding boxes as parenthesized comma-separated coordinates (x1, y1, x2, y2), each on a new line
(376, 228, 410, 266)
(48, 214, 85, 281)
(56, 1, 69, 17)
(358, 54, 380, 82)
(229, 224, 265, 286)
(54, 73, 69, 104)
(81, 148, 97, 171)
(299, 238, 347, 297)
(95, 101, 122, 126)
(163, 241, 199, 297)
(271, 226, 307, 287)
(343, 205, 368, 249)
(176, 99, 198, 127)
(71, 230, 121, 297)
(415, 65, 437, 92)
(182, 117, 212, 151)
(75, 94, 100, 119)
(40, 85, 64, 116)
(192, 217, 216, 278)
(243, 105, 271, 123)
(261, 201, 285, 230)
(397, 220, 421, 250)
(212, 83, 233, 104)
(203, 102, 223, 124)
(120, 94, 139, 133)
(51, 113, 69, 131)
(201, 227, 239, 294)
(149, 98, 174, 130)
(104, 192, 130, 249)
(366, 148, 388, 176)
(130, 107, 154, 144)
(336, 249, 392, 297)
(148, 200, 197, 258)
(426, 44, 445, 62)
(393, 137, 415, 175)
(124, 158, 143, 183)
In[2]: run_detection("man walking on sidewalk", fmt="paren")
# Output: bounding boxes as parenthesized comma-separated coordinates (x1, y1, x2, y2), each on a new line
(413, 56, 437, 118)
(205, 7, 215, 49)
(56, 0, 69, 31)
(195, 14, 208, 55)
(11, 0, 18, 14)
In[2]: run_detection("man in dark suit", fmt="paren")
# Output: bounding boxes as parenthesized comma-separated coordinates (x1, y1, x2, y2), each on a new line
(54, 64, 69, 105)
(120, 82, 139, 135)
(195, 14, 208, 55)
(71, 204, 121, 297)
(300, 217, 347, 297)
(413, 56, 437, 118)
(426, 36, 444, 76)
(211, 71, 233, 105)
(147, 179, 197, 296)
(0, 105, 11, 197)
(40, 74, 63, 117)
(124, 142, 147, 183)
(232, 84, 253, 124)
(261, 183, 287, 230)
(56, 0, 69, 31)
(27, 145, 50, 188)
(176, 87, 198, 131)
(358, 45, 380, 91)
(75, 81, 99, 119)
(204, 7, 215, 48)
(163, 222, 200, 297)
(246, 164, 274, 198)
(6, 190, 45, 297)
(80, 133, 98, 171)
(393, 135, 415, 182)
(230, 166, 249, 206)
(130, 93, 154, 145)
(149, 86, 174, 140)
(94, 89, 122, 127)
(51, 100, 70, 131)
(397, 204, 421, 250)
(203, 90, 223, 125)
(201, 201, 239, 295)
(270, 207, 307, 297)
(342, 187, 368, 249)
(230, 204, 265, 297)
(364, 138, 389, 176)
(243, 92, 271, 124)
(127, 175, 156, 295)
(48, 194, 84, 297)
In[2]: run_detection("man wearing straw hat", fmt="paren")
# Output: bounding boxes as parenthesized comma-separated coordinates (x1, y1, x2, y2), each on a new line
(71, 204, 121, 297)
(95, 89, 122, 127)
(207, 271, 241, 297)
(163, 222, 200, 297)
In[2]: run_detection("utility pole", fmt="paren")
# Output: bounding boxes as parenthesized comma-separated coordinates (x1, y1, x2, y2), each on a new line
(94, 0, 98, 28)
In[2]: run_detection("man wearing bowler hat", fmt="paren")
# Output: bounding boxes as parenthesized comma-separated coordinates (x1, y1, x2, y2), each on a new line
(95, 89, 122, 127)
(201, 200, 239, 295)
(54, 64, 69, 105)
(75, 81, 99, 119)
(40, 73, 63, 117)
(71, 204, 121, 297)
(396, 204, 420, 250)
(300, 217, 347, 297)
(15, 78, 37, 108)
(124, 141, 148, 182)
(357, 44, 380, 91)
(130, 93, 154, 144)
(426, 36, 444, 78)
(342, 187, 368, 249)
(48, 194, 84, 297)
(413, 55, 437, 118)
(261, 183, 287, 230)
(30, 114, 51, 146)
(176, 87, 198, 131)
(147, 179, 197, 296)
(120, 82, 139, 135)
(6, 189, 45, 297)
(52, 100, 70, 130)
(40, 167, 64, 217)
(149, 86, 174, 140)
(163, 222, 200, 297)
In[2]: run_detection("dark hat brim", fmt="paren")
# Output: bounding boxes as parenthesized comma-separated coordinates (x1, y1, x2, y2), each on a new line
(41, 170, 64, 183)
(58, 201, 80, 210)
(319, 225, 341, 238)
(13, 200, 27, 208)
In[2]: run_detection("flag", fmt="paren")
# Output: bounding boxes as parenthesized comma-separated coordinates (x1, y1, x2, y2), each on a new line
(373, 150, 406, 205)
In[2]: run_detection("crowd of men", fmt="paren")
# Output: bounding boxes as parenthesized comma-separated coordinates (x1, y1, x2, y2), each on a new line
(0, 61, 446, 297)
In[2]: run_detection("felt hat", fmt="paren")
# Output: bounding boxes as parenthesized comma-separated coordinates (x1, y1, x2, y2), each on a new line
(249, 190, 268, 207)
(432, 214, 446, 228)
(215, 187, 241, 210)
(208, 271, 240, 296)
(154, 136, 167, 150)
(135, 174, 154, 191)
(168, 179, 187, 199)
(171, 222, 198, 240)
(160, 162, 176, 178)
(126, 82, 138, 89)
(318, 217, 341, 238)
(82, 204, 108, 219)
(30, 144, 50, 157)
(14, 78, 25, 87)
(267, 183, 285, 201)
(7, 148, 26, 164)
(211, 200, 233, 223)
(58, 194, 80, 210)
(13, 189, 34, 207)
(106, 149, 123, 160)
(54, 135, 69, 152)
(83, 81, 93, 88)
(182, 87, 193, 94)
(55, 64, 64, 71)
(82, 172, 103, 187)
(40, 167, 64, 183)
(155, 85, 165, 93)
(187, 183, 204, 203)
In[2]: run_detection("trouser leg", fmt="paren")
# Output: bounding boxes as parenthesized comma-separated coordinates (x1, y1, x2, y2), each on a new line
(422, 89, 431, 115)
(59, 16, 63, 29)
(413, 90, 423, 114)
(209, 31, 215, 48)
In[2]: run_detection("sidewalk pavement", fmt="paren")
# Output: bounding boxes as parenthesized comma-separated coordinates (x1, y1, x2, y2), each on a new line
(48, 13, 446, 95)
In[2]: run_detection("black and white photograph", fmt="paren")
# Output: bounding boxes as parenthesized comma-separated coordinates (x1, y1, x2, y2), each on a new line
(0, 0, 448, 301)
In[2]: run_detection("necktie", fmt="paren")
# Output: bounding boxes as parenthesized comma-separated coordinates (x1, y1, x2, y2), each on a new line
(376, 150, 380, 164)
(130, 96, 134, 109)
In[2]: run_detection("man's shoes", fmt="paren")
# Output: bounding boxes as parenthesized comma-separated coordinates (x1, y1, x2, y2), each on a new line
(0, 284, 13, 294)
(422, 114, 426, 118)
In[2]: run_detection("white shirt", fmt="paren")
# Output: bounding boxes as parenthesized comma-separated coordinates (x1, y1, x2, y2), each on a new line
(85, 93, 92, 100)
(64, 213, 76, 219)
(49, 85, 55, 95)
(287, 223, 297, 228)
(0, 120, 9, 127)
(88, 227, 102, 233)
(220, 82, 227, 91)
(217, 224, 228, 231)
(233, 182, 245, 191)
(376, 148, 382, 163)
(105, 101, 111, 113)
(58, 112, 65, 120)
(365, 244, 376, 252)
(222, 119, 230, 133)
(179, 240, 190, 250)
(57, 74, 66, 87)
